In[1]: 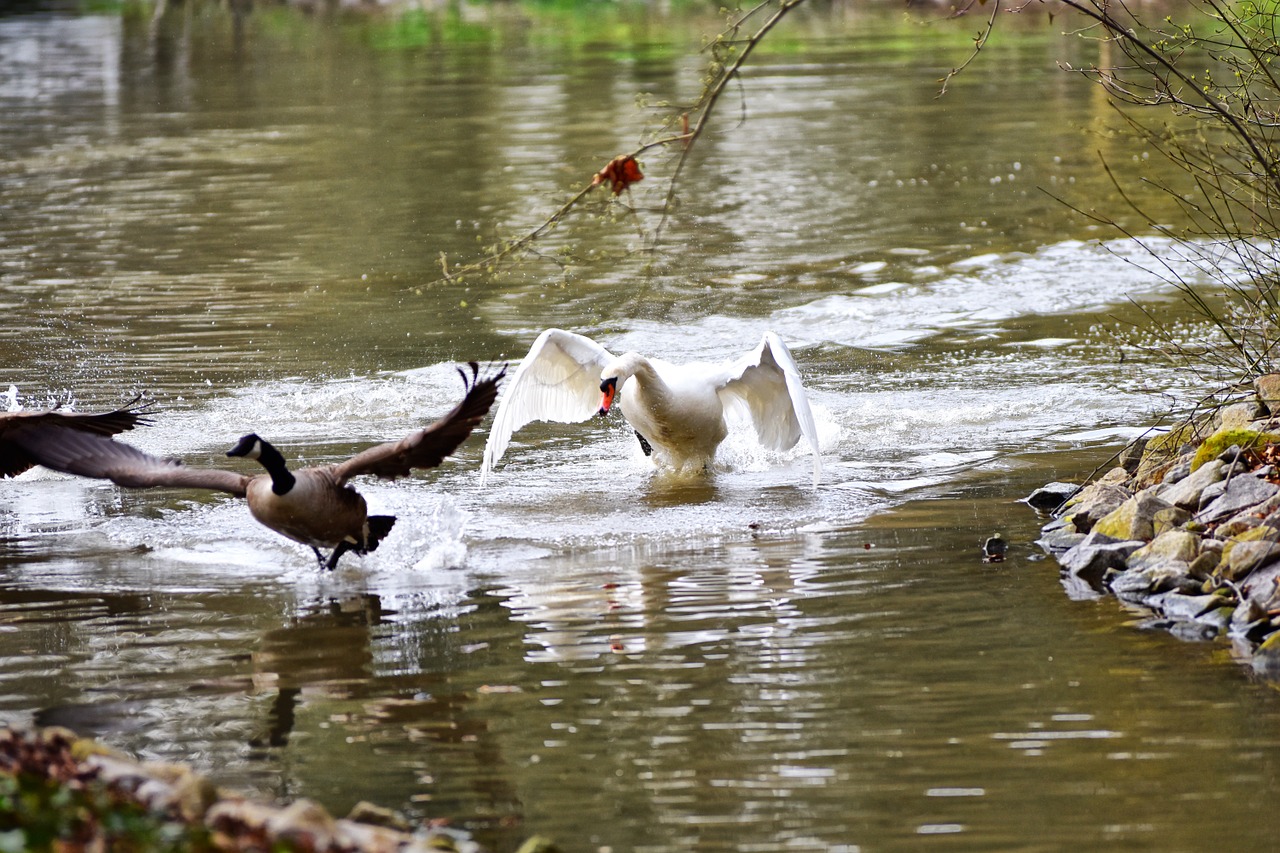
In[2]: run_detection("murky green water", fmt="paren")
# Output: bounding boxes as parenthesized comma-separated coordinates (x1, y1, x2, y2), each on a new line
(3, 3, 1278, 851)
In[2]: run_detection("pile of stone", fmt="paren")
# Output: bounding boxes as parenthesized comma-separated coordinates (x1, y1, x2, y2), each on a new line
(0, 725, 534, 853)
(1032, 375, 1280, 676)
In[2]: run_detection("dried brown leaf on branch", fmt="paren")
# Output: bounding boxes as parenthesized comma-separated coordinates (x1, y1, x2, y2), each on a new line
(592, 155, 644, 195)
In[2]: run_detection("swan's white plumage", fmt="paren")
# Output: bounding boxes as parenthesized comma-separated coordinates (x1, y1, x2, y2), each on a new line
(481, 329, 613, 481)
(481, 329, 822, 486)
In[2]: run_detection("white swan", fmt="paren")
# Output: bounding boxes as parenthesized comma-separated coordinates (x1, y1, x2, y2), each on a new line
(481, 329, 822, 486)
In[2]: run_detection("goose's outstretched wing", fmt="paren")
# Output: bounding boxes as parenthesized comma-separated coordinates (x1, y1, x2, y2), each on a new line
(0, 398, 154, 479)
(333, 363, 505, 483)
(12, 428, 250, 495)
(480, 329, 615, 484)
(717, 332, 822, 486)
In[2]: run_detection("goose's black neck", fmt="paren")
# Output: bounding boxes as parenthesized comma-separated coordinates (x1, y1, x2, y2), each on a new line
(256, 441, 296, 495)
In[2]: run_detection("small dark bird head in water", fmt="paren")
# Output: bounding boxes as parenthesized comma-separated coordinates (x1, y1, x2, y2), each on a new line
(983, 534, 1007, 564)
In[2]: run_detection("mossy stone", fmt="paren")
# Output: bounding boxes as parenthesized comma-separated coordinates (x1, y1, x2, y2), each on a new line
(1216, 524, 1277, 576)
(1135, 423, 1208, 485)
(1152, 505, 1192, 536)
(1190, 427, 1280, 471)
(1092, 491, 1168, 541)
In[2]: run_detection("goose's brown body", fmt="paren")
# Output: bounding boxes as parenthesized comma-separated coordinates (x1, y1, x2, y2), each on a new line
(245, 469, 367, 551)
(15, 365, 503, 569)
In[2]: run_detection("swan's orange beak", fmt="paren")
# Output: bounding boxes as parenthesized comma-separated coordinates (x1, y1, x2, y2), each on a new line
(598, 377, 617, 417)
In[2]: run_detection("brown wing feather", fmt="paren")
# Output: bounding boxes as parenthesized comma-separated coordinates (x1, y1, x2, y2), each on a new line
(9, 428, 250, 496)
(17, 397, 153, 436)
(333, 363, 505, 483)
(0, 398, 154, 479)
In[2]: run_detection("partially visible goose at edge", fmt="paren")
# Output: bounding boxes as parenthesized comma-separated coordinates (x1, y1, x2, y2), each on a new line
(481, 330, 822, 486)
(1, 392, 152, 479)
(19, 364, 505, 570)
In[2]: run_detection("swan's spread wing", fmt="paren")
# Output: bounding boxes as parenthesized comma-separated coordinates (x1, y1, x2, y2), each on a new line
(13, 429, 250, 495)
(0, 399, 153, 478)
(334, 363, 504, 482)
(718, 332, 822, 485)
(481, 329, 614, 483)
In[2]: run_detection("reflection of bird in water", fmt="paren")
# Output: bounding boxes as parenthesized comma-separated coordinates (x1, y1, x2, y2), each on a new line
(250, 595, 390, 752)
(983, 534, 1007, 564)
(482, 329, 822, 485)
(15, 364, 504, 569)
(0, 392, 151, 479)
(248, 593, 523, 826)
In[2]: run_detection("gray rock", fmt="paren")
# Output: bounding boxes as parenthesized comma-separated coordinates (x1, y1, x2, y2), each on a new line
(1197, 474, 1280, 523)
(1152, 506, 1192, 536)
(1036, 527, 1086, 555)
(1063, 482, 1132, 532)
(1099, 466, 1133, 485)
(1163, 458, 1193, 484)
(1159, 458, 1226, 510)
(1116, 563, 1192, 596)
(1199, 479, 1228, 508)
(1158, 592, 1226, 623)
(266, 799, 339, 850)
(1251, 634, 1280, 677)
(1119, 438, 1148, 473)
(1255, 373, 1280, 415)
(1226, 539, 1280, 580)
(347, 801, 411, 832)
(1026, 482, 1080, 511)
(1110, 565, 1189, 598)
(1196, 602, 1234, 633)
(1128, 529, 1200, 569)
(1242, 561, 1280, 604)
(1057, 532, 1145, 580)
(1216, 401, 1265, 430)
(1229, 597, 1270, 638)
(1041, 515, 1074, 533)
(1092, 488, 1171, 541)
(1218, 444, 1246, 465)
(1214, 491, 1280, 538)
(1187, 551, 1220, 579)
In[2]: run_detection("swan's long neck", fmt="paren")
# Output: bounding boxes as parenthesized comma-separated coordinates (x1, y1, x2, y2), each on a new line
(616, 354, 666, 405)
(255, 440, 297, 496)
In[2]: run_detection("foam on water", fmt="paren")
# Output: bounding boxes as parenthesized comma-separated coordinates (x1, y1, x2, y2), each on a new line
(2, 238, 1222, 584)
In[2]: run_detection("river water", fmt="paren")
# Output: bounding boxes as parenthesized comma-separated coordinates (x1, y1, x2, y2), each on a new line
(2, 3, 1279, 851)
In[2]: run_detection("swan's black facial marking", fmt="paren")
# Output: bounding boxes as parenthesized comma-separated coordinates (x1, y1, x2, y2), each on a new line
(598, 376, 618, 417)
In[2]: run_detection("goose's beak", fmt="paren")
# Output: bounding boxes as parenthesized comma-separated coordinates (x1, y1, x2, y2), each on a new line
(598, 377, 617, 417)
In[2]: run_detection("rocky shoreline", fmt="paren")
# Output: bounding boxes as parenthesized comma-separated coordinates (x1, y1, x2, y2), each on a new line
(1032, 375, 1280, 677)
(0, 726, 555, 853)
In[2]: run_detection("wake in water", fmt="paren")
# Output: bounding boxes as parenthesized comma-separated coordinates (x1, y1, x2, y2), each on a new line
(2, 237, 1221, 581)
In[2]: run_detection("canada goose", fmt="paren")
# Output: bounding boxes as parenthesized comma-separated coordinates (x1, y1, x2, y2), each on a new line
(481, 330, 821, 486)
(1, 396, 152, 479)
(20, 364, 504, 569)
